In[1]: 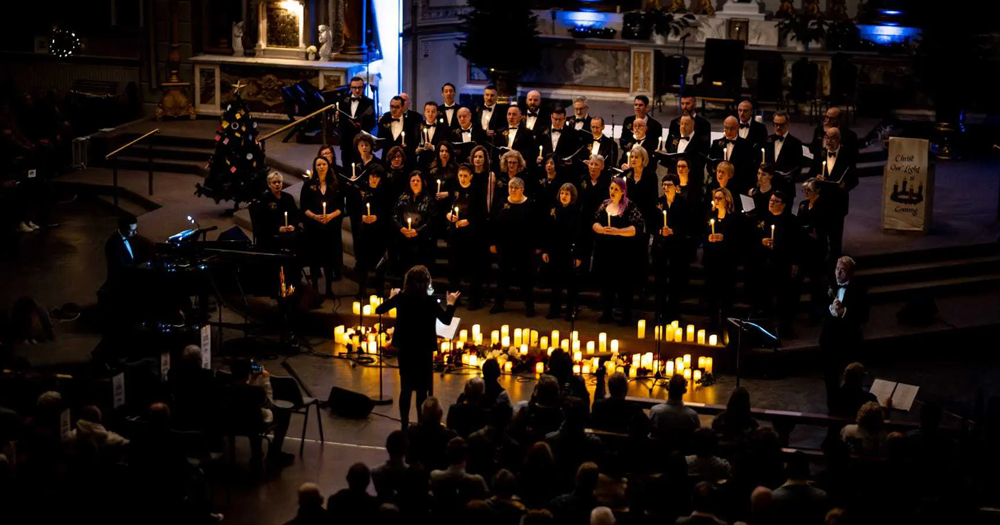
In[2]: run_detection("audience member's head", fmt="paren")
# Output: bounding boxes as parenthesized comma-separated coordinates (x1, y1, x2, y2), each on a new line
(463, 377, 486, 404)
(842, 362, 865, 388)
(856, 401, 885, 432)
(148, 402, 171, 429)
(482, 358, 501, 383)
(79, 405, 102, 424)
(298, 482, 324, 508)
(524, 442, 555, 471)
(691, 428, 719, 458)
(562, 397, 589, 434)
(691, 481, 719, 514)
(521, 509, 555, 525)
(574, 462, 600, 494)
(726, 386, 752, 419)
(785, 451, 811, 482)
(489, 400, 514, 430)
(825, 508, 846, 525)
(445, 436, 468, 467)
(750, 486, 773, 519)
(376, 503, 401, 525)
(533, 375, 561, 406)
(590, 506, 615, 525)
(180, 344, 203, 371)
(420, 397, 444, 425)
(547, 349, 574, 383)
(607, 372, 628, 400)
(493, 469, 518, 499)
(346, 462, 371, 492)
(230, 357, 252, 382)
(385, 429, 406, 460)
(668, 374, 688, 401)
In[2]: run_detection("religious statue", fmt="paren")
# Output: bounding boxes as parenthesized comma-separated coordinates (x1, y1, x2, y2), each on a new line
(803, 0, 821, 19)
(643, 0, 662, 11)
(827, 0, 849, 19)
(232, 21, 244, 56)
(318, 25, 332, 61)
(667, 0, 687, 13)
(690, 0, 715, 15)
(775, 0, 795, 18)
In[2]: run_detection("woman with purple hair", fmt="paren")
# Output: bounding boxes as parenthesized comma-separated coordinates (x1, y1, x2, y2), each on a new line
(591, 177, 646, 325)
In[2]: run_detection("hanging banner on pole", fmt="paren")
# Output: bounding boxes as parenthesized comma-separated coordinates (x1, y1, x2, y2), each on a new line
(882, 137, 933, 233)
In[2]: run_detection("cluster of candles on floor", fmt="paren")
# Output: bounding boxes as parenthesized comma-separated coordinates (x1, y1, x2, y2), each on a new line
(349, 295, 396, 319)
(638, 319, 719, 347)
(434, 324, 714, 384)
(330, 296, 396, 354)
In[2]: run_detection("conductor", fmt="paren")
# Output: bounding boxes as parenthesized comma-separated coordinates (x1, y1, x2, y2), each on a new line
(376, 265, 460, 429)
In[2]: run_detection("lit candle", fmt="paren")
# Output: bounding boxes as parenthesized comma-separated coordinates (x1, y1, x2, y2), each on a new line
(698, 356, 706, 369)
(472, 324, 481, 337)
(617, 365, 625, 374)
(361, 341, 368, 353)
(675, 357, 684, 372)
(686, 325, 695, 342)
(514, 328, 522, 347)
(710, 218, 715, 235)
(627, 151, 631, 165)
(697, 330, 706, 345)
(632, 353, 640, 367)
(454, 207, 459, 221)
(366, 202, 371, 216)
(582, 363, 591, 374)
(653, 360, 660, 374)
(538, 145, 543, 158)
(629, 366, 637, 378)
(362, 304, 372, 316)
(599, 333, 607, 352)
(352, 163, 356, 179)
(709, 334, 718, 346)
(666, 328, 674, 342)
(504, 361, 513, 373)
(540, 336, 548, 349)
(520, 344, 528, 355)
(771, 224, 775, 241)
(610, 339, 619, 354)
(368, 334, 376, 347)
(491, 330, 500, 345)
(455, 342, 463, 350)
(637, 320, 646, 339)
(683, 368, 692, 380)
(547, 347, 554, 357)
(460, 330, 468, 343)
(441, 341, 450, 352)
(607, 209, 611, 228)
(323, 202, 327, 216)
(561, 339, 569, 351)
(437, 179, 442, 194)
(401, 131, 406, 146)
(502, 325, 510, 337)
(573, 364, 581, 375)
(502, 336, 510, 348)
(474, 333, 483, 345)
(572, 331, 579, 342)
(705, 357, 713, 375)
(334, 325, 345, 344)
(694, 369, 702, 383)
(761, 147, 765, 163)
(586, 341, 595, 354)
(461, 353, 470, 365)
(663, 210, 667, 228)
(530, 330, 538, 346)
(535, 362, 545, 375)
(657, 136, 663, 151)
(389, 308, 397, 318)
(352, 301, 361, 315)
(674, 327, 683, 342)
(370, 295, 379, 306)
(642, 352, 653, 369)
(666, 360, 674, 376)
(683, 354, 691, 367)
(672, 320, 680, 329)
(572, 340, 581, 353)
(551, 330, 560, 349)
(284, 211, 288, 228)
(823, 160, 827, 177)
(407, 217, 412, 230)
(469, 355, 478, 367)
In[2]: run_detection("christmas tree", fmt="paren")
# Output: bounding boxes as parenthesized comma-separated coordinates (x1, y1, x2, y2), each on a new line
(195, 88, 268, 209)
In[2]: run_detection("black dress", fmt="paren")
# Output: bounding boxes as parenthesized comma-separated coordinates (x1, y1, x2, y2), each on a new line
(252, 190, 301, 251)
(797, 199, 833, 316)
(392, 191, 437, 274)
(652, 195, 693, 320)
(300, 177, 346, 287)
(592, 199, 646, 322)
(702, 212, 742, 329)
(542, 202, 582, 318)
(490, 197, 536, 313)
(446, 183, 487, 306)
(353, 179, 392, 297)
(376, 293, 455, 391)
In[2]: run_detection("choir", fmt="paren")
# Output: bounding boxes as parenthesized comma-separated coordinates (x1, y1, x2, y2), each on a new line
(257, 77, 857, 331)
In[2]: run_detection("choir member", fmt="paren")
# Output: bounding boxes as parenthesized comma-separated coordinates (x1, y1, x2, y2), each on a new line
(489, 177, 537, 317)
(438, 82, 464, 130)
(377, 95, 418, 159)
(475, 84, 507, 136)
(534, 154, 563, 209)
(301, 156, 345, 296)
(588, 117, 617, 165)
(353, 131, 386, 178)
(500, 150, 528, 184)
(592, 177, 646, 325)
(542, 183, 582, 320)
(536, 106, 580, 179)
(736, 100, 768, 150)
(450, 107, 487, 147)
(750, 190, 800, 333)
(337, 76, 376, 167)
(662, 115, 708, 180)
(668, 95, 712, 151)
(709, 116, 755, 193)
(810, 107, 859, 159)
(471, 145, 506, 218)
(317, 145, 335, 166)
(255, 172, 301, 251)
(383, 146, 409, 201)
(494, 105, 536, 169)
(445, 164, 487, 310)
(653, 174, 692, 321)
(797, 178, 834, 320)
(567, 95, 592, 132)
(621, 95, 664, 151)
(748, 163, 778, 218)
(398, 92, 422, 124)
(807, 127, 858, 264)
(393, 172, 437, 273)
(415, 101, 449, 168)
(710, 161, 743, 213)
(523, 90, 550, 136)
(578, 155, 611, 271)
(621, 145, 658, 235)
(674, 157, 702, 209)
(354, 168, 391, 298)
(703, 187, 741, 330)
(764, 110, 804, 188)
(428, 141, 459, 189)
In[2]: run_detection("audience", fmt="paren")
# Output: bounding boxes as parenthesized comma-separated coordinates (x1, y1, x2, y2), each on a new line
(468, 401, 523, 481)
(284, 483, 329, 525)
(839, 401, 888, 457)
(406, 397, 458, 471)
(545, 397, 603, 489)
(649, 375, 701, 446)
(676, 481, 727, 525)
(769, 452, 830, 525)
(591, 371, 643, 433)
(548, 462, 600, 525)
(711, 387, 759, 443)
(830, 362, 877, 419)
(429, 437, 489, 521)
(327, 462, 380, 524)
(481, 358, 512, 407)
(372, 429, 409, 503)
(447, 376, 489, 438)
(686, 428, 732, 482)
(486, 468, 528, 525)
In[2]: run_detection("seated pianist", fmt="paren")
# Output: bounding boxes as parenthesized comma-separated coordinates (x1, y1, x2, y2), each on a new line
(254, 171, 302, 252)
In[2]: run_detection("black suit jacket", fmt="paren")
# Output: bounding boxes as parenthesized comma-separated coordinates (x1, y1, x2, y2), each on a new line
(709, 137, 756, 193)
(414, 120, 451, 168)
(493, 124, 537, 168)
(765, 133, 804, 175)
(807, 148, 858, 216)
(660, 134, 709, 185)
(619, 135, 659, 168)
(810, 125, 859, 158)
(437, 103, 465, 129)
(566, 114, 594, 134)
(338, 96, 377, 165)
(621, 115, 665, 151)
(376, 113, 420, 159)
(738, 120, 769, 150)
(820, 280, 869, 348)
(475, 104, 507, 133)
(668, 115, 712, 150)
(522, 108, 551, 137)
(538, 127, 583, 170)
(585, 135, 618, 165)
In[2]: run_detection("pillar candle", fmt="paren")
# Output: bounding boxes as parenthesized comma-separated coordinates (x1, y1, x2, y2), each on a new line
(572, 340, 581, 353)
(586, 341, 595, 354)
(771, 224, 775, 240)
(686, 324, 695, 342)
(369, 295, 379, 307)
(352, 163, 356, 179)
(361, 341, 367, 353)
(642, 352, 653, 369)
(491, 330, 500, 345)
(514, 328, 522, 347)
(637, 319, 646, 339)
(683, 354, 691, 367)
(675, 357, 684, 372)
(592, 357, 600, 370)
(572, 331, 579, 342)
(407, 217, 412, 230)
(582, 363, 591, 374)
(401, 131, 406, 146)
(610, 339, 619, 353)
(472, 324, 481, 337)
(441, 341, 450, 352)
(654, 326, 662, 341)
(675, 327, 683, 342)
(657, 136, 663, 151)
(502, 325, 509, 337)
(455, 342, 464, 350)
(632, 353, 640, 367)
(389, 308, 397, 318)
(607, 209, 611, 228)
(561, 339, 569, 351)
(362, 304, 371, 316)
(323, 202, 327, 216)
(663, 210, 667, 228)
(437, 179, 442, 194)
(284, 211, 288, 227)
(665, 360, 674, 376)
(629, 366, 637, 378)
(697, 329, 706, 345)
(573, 350, 582, 363)
(698, 356, 706, 369)
(573, 364, 581, 374)
(530, 330, 538, 346)
(616, 365, 625, 374)
(551, 330, 560, 349)
(710, 218, 715, 235)
(504, 361, 513, 373)
(547, 347, 554, 357)
(683, 368, 692, 380)
(540, 336, 548, 350)
(672, 320, 680, 329)
(535, 362, 544, 375)
(709, 334, 718, 346)
(334, 325, 345, 344)
(459, 330, 468, 343)
(469, 355, 478, 367)
(761, 147, 765, 163)
(705, 357, 713, 375)
(520, 344, 528, 355)
(474, 333, 483, 345)
(461, 353, 470, 365)
(666, 328, 674, 342)
(502, 336, 510, 348)
(599, 333, 607, 352)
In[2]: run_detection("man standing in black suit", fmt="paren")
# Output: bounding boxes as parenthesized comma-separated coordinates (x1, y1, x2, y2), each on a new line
(475, 85, 506, 137)
(621, 95, 664, 152)
(438, 83, 463, 130)
(807, 127, 858, 262)
(493, 105, 536, 169)
(764, 111, 804, 186)
(661, 115, 708, 181)
(669, 95, 712, 149)
(449, 107, 487, 148)
(587, 117, 617, 165)
(819, 256, 869, 413)
(398, 93, 422, 125)
(567, 95, 593, 132)
(338, 77, 376, 167)
(709, 116, 755, 193)
(618, 117, 658, 168)
(523, 90, 550, 137)
(736, 100, 768, 150)
(414, 101, 450, 168)
(810, 107, 859, 158)
(377, 96, 418, 159)
(537, 106, 581, 177)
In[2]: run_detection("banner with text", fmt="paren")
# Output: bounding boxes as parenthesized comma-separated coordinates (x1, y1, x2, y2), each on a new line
(882, 137, 933, 233)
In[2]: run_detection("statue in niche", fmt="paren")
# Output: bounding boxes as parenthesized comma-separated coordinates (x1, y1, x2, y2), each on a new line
(232, 21, 245, 55)
(803, 0, 821, 19)
(667, 0, 687, 12)
(775, 0, 795, 18)
(690, 0, 715, 15)
(827, 0, 849, 19)
(318, 25, 333, 61)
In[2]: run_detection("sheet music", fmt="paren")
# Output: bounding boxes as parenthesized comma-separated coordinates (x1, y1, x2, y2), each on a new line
(740, 194, 755, 212)
(436, 316, 461, 340)
(869, 379, 897, 407)
(891, 383, 919, 412)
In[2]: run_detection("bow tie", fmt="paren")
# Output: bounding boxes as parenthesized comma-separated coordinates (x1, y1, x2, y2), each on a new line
(351, 97, 360, 101)
(527, 112, 538, 117)
(483, 107, 493, 113)
(721, 139, 733, 145)
(740, 122, 750, 129)
(827, 151, 837, 158)
(509, 127, 519, 131)
(551, 129, 561, 134)
(461, 128, 472, 133)
(424, 123, 435, 128)
(389, 118, 401, 122)
(774, 136, 784, 142)
(443, 105, 455, 109)
(679, 136, 690, 142)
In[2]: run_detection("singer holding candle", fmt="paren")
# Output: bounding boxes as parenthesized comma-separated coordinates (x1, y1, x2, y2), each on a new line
(703, 188, 741, 330)
(592, 177, 645, 325)
(446, 164, 487, 310)
(353, 167, 391, 299)
(533, 153, 566, 209)
(393, 172, 437, 276)
(428, 141, 459, 190)
(376, 265, 460, 429)
(749, 190, 801, 333)
(253, 172, 301, 251)
(300, 156, 346, 296)
(653, 174, 693, 321)
(489, 177, 537, 317)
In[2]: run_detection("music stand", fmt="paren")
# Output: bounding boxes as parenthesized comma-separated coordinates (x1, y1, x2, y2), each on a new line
(726, 317, 779, 387)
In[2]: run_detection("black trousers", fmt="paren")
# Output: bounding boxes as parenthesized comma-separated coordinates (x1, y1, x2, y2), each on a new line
(704, 261, 737, 329)
(249, 407, 291, 459)
(447, 231, 485, 304)
(495, 245, 535, 308)
(545, 248, 578, 314)
(653, 242, 691, 320)
(355, 234, 388, 297)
